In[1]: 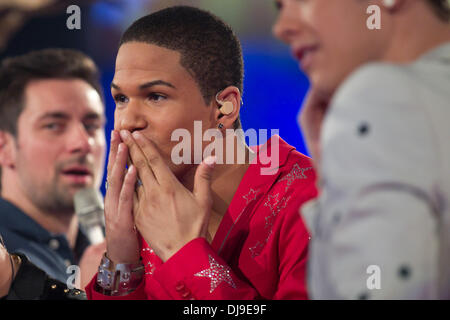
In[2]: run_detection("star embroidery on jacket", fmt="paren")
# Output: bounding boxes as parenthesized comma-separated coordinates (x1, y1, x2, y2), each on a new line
(265, 213, 276, 229)
(278, 164, 313, 191)
(277, 195, 291, 212)
(145, 261, 155, 275)
(264, 193, 280, 212)
(249, 241, 265, 258)
(194, 255, 237, 293)
(243, 188, 260, 205)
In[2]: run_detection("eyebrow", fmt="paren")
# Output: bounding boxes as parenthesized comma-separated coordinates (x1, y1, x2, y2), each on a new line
(111, 80, 176, 91)
(83, 113, 106, 124)
(38, 111, 105, 123)
(38, 112, 70, 121)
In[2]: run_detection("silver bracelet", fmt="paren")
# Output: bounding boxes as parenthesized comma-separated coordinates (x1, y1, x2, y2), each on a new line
(96, 253, 144, 296)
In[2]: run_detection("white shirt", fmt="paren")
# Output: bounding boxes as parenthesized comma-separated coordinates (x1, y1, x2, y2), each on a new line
(302, 43, 450, 299)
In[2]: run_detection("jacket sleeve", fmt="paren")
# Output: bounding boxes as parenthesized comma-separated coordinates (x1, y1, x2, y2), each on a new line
(149, 238, 260, 300)
(85, 272, 147, 300)
(85, 239, 260, 300)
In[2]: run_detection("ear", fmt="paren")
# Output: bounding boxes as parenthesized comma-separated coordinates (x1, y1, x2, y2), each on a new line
(0, 131, 16, 169)
(212, 86, 241, 130)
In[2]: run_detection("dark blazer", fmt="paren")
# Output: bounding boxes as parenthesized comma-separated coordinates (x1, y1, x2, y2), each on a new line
(3, 253, 86, 300)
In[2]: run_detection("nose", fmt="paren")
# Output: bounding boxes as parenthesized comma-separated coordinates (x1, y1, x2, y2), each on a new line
(115, 100, 147, 133)
(272, 3, 300, 45)
(67, 123, 94, 155)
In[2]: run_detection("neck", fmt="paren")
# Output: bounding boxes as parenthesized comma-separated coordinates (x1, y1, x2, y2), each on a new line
(179, 135, 253, 239)
(1, 173, 78, 249)
(382, 6, 450, 63)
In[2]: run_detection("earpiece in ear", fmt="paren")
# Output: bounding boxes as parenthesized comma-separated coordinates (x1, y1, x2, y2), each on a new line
(219, 101, 233, 115)
(216, 91, 234, 116)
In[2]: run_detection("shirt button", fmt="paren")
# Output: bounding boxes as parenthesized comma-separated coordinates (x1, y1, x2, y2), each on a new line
(357, 292, 370, 300)
(398, 265, 412, 280)
(175, 281, 185, 292)
(49, 239, 60, 250)
(357, 122, 370, 136)
(332, 212, 341, 225)
(181, 289, 191, 299)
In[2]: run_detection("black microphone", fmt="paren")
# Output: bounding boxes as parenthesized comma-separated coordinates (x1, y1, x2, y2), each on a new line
(74, 187, 105, 245)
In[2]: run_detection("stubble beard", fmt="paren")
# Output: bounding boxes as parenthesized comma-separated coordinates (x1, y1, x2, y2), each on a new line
(22, 172, 77, 218)
(19, 158, 94, 219)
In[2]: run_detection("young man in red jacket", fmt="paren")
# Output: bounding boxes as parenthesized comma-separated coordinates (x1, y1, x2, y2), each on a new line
(87, 5, 318, 300)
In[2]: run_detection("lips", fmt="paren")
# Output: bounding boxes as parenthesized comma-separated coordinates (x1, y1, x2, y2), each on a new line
(60, 166, 93, 184)
(292, 44, 319, 72)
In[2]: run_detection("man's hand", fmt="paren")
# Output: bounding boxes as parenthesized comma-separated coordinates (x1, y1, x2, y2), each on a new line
(103, 130, 140, 264)
(120, 130, 216, 262)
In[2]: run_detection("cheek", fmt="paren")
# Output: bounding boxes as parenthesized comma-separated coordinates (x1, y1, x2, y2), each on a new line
(93, 138, 106, 164)
(113, 110, 121, 130)
(311, 22, 371, 91)
(153, 122, 185, 156)
(148, 118, 200, 168)
(16, 143, 57, 175)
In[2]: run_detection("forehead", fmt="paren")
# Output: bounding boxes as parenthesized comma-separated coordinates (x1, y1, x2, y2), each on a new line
(22, 78, 104, 120)
(114, 42, 193, 87)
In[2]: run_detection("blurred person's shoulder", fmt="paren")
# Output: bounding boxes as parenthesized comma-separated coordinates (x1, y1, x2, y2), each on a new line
(332, 43, 450, 115)
(331, 62, 420, 114)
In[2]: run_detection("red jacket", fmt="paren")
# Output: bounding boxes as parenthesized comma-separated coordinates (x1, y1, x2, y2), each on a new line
(86, 136, 318, 300)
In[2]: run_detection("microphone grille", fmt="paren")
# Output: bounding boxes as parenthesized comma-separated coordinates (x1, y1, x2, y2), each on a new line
(74, 187, 104, 216)
(74, 188, 105, 244)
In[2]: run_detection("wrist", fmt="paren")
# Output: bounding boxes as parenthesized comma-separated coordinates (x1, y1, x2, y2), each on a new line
(96, 252, 144, 296)
(156, 237, 205, 263)
(106, 251, 141, 266)
(106, 239, 140, 265)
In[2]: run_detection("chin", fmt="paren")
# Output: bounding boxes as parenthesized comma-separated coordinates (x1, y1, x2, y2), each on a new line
(67, 182, 94, 194)
(312, 71, 342, 97)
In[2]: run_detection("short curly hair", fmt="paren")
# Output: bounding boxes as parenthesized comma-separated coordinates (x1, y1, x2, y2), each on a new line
(119, 6, 244, 129)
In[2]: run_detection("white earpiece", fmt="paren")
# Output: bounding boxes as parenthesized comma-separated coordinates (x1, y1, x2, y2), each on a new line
(215, 92, 234, 115)
(219, 101, 233, 115)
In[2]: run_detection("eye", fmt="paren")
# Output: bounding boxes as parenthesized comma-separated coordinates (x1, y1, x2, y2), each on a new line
(43, 123, 64, 131)
(84, 122, 102, 133)
(147, 93, 167, 102)
(113, 94, 129, 104)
